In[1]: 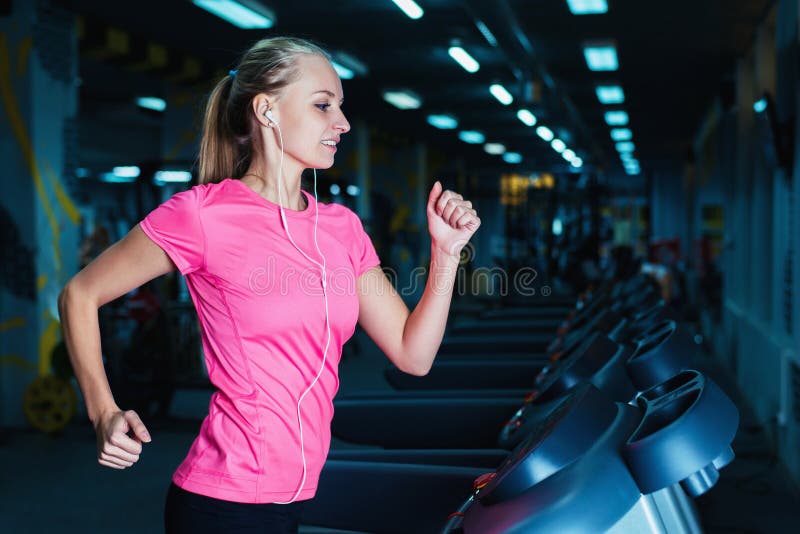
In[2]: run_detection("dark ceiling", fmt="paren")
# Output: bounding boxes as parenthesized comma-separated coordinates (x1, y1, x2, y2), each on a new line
(56, 0, 773, 186)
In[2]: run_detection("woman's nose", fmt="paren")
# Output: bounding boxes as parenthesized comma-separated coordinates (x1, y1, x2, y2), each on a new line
(335, 111, 351, 134)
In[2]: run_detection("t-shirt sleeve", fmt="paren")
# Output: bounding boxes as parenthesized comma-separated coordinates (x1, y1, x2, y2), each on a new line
(139, 187, 205, 275)
(351, 212, 380, 277)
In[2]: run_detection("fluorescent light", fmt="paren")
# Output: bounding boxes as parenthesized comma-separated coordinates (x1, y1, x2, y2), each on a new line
(333, 52, 368, 77)
(136, 97, 166, 112)
(346, 185, 360, 196)
(516, 109, 537, 126)
(562, 149, 576, 161)
(626, 167, 641, 175)
(448, 46, 480, 73)
(390, 0, 423, 19)
(620, 154, 636, 164)
(475, 19, 498, 47)
(566, 0, 608, 15)
(754, 98, 767, 113)
(583, 42, 618, 71)
(571, 157, 583, 167)
(552, 218, 563, 235)
(503, 152, 522, 164)
(536, 126, 554, 142)
(489, 84, 513, 105)
(330, 184, 341, 195)
(551, 139, 566, 153)
(427, 114, 458, 129)
(616, 141, 635, 153)
(604, 110, 629, 126)
(610, 128, 632, 141)
(112, 166, 140, 178)
(595, 85, 624, 104)
(100, 172, 136, 183)
(331, 61, 355, 80)
(484, 142, 506, 155)
(624, 159, 640, 172)
(459, 130, 485, 144)
(192, 0, 275, 29)
(154, 170, 192, 183)
(383, 90, 421, 110)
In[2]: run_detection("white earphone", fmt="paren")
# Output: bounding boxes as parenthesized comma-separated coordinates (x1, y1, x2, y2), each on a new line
(266, 106, 331, 505)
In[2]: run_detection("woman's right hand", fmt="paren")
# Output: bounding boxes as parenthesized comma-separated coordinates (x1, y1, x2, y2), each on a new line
(94, 409, 152, 469)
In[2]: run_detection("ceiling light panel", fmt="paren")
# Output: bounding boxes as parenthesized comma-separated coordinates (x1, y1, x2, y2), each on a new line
(610, 128, 632, 141)
(596, 85, 625, 104)
(566, 0, 608, 15)
(604, 110, 629, 126)
(390, 0, 423, 19)
(517, 109, 537, 127)
(427, 114, 458, 129)
(448, 46, 480, 73)
(192, 0, 275, 29)
(489, 84, 514, 105)
(459, 131, 485, 144)
(584, 42, 618, 71)
(383, 90, 421, 109)
(536, 126, 555, 142)
(484, 142, 506, 155)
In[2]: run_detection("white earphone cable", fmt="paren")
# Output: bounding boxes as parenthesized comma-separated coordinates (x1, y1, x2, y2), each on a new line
(271, 117, 331, 505)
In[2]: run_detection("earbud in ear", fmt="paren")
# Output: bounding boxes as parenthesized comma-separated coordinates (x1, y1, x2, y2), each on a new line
(265, 109, 277, 126)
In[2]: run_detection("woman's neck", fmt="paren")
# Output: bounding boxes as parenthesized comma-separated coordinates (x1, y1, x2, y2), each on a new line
(240, 167, 307, 211)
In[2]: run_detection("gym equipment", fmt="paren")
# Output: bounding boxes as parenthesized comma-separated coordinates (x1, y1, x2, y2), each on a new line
(332, 319, 690, 450)
(306, 372, 738, 534)
(22, 375, 76, 433)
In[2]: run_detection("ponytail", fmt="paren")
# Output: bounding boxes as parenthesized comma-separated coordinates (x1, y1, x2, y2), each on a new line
(198, 75, 237, 184)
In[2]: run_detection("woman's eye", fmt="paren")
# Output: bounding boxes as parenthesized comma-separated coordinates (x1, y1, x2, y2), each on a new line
(316, 103, 331, 111)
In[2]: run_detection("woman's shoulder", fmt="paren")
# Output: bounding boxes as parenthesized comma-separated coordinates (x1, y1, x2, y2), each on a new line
(167, 178, 240, 207)
(316, 197, 363, 226)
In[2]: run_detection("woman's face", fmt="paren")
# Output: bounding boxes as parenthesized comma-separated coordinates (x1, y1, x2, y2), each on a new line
(269, 54, 351, 171)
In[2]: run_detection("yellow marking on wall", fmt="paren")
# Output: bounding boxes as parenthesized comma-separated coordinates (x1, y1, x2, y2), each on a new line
(165, 57, 201, 83)
(37, 274, 48, 291)
(38, 317, 61, 376)
(129, 42, 168, 72)
(164, 128, 197, 161)
(16, 36, 32, 77)
(173, 91, 193, 107)
(44, 160, 81, 224)
(0, 33, 62, 271)
(0, 317, 26, 332)
(390, 205, 410, 233)
(0, 354, 37, 371)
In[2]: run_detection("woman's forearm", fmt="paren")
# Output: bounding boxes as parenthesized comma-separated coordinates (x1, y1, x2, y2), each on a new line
(58, 284, 120, 426)
(399, 247, 461, 375)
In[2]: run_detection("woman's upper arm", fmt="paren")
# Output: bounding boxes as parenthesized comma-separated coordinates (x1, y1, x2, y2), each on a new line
(66, 224, 176, 307)
(357, 266, 409, 362)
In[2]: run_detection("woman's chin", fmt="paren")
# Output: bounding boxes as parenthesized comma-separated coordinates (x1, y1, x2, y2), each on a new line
(310, 159, 335, 170)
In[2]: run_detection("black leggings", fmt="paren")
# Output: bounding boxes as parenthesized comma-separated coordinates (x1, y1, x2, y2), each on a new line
(164, 482, 306, 534)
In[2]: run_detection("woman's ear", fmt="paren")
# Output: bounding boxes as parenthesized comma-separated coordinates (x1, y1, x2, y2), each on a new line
(252, 94, 272, 127)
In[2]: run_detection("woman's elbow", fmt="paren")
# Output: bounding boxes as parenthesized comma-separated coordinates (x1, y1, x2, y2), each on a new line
(399, 359, 432, 377)
(58, 279, 89, 318)
(58, 284, 71, 316)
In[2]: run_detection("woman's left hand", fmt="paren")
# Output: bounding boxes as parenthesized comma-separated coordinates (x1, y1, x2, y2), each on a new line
(427, 181, 481, 259)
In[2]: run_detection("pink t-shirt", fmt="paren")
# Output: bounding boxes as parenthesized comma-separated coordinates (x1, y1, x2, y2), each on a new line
(139, 178, 380, 503)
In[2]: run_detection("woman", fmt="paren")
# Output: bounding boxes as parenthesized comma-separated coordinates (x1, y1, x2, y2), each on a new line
(59, 36, 480, 533)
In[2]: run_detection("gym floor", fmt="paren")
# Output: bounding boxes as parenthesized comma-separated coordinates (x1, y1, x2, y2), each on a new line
(1, 328, 798, 534)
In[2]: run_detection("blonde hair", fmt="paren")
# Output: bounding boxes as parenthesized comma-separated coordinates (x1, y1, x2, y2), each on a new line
(197, 37, 330, 184)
